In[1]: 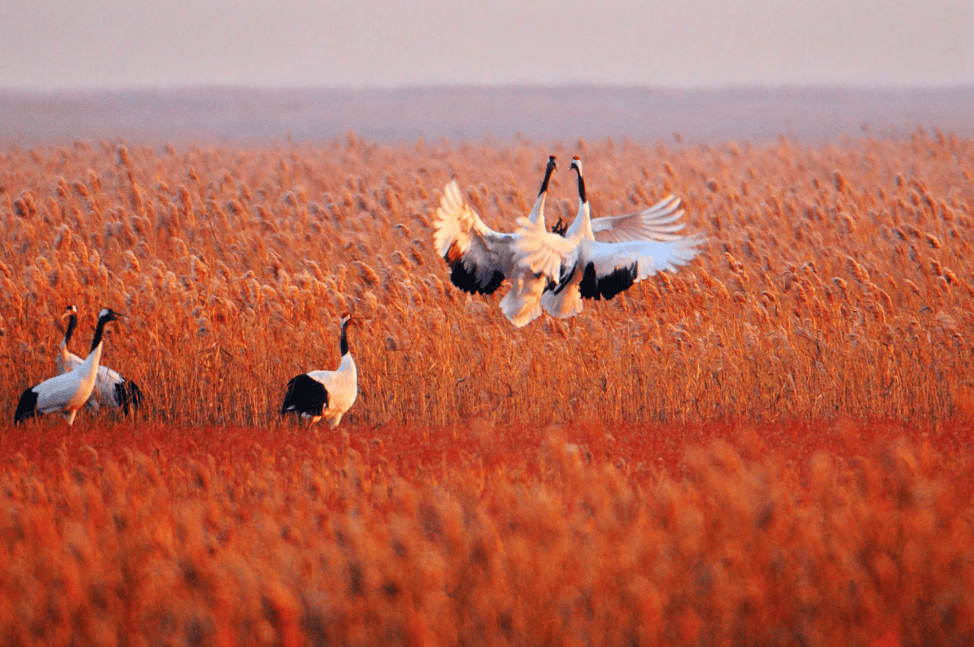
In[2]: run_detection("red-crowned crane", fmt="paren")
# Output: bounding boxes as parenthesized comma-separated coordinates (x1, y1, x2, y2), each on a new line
(433, 155, 558, 327)
(15, 308, 123, 425)
(58, 305, 143, 415)
(281, 312, 358, 427)
(515, 156, 702, 318)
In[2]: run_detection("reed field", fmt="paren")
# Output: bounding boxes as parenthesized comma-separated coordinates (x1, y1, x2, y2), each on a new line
(2, 132, 974, 644)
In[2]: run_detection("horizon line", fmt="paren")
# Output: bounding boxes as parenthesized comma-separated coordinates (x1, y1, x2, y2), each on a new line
(3, 81, 974, 95)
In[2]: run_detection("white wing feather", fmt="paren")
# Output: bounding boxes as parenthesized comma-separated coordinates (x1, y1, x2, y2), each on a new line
(585, 235, 703, 281)
(511, 214, 579, 281)
(433, 180, 516, 293)
(514, 193, 699, 284)
(591, 195, 688, 244)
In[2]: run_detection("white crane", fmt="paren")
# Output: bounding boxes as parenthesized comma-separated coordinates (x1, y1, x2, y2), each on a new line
(15, 308, 123, 425)
(515, 156, 702, 318)
(433, 155, 559, 327)
(58, 304, 143, 415)
(281, 312, 358, 427)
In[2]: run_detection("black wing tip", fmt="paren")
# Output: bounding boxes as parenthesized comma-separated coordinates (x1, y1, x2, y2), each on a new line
(579, 262, 637, 301)
(281, 374, 329, 417)
(448, 259, 505, 295)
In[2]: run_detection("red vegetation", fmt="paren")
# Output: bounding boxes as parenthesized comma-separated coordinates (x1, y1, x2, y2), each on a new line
(2, 420, 974, 645)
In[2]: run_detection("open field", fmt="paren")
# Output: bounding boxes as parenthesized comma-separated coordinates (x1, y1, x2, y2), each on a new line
(2, 131, 974, 643)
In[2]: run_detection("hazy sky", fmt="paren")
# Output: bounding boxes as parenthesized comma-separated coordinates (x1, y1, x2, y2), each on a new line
(1, 0, 971, 89)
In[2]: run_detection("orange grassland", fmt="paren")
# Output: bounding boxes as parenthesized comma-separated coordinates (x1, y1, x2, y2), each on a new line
(2, 133, 974, 645)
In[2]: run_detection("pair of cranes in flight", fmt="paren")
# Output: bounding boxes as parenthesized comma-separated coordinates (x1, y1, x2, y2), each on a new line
(433, 155, 703, 327)
(13, 155, 701, 429)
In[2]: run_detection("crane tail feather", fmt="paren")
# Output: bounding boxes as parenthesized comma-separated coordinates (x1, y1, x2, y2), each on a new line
(14, 388, 38, 424)
(281, 374, 329, 418)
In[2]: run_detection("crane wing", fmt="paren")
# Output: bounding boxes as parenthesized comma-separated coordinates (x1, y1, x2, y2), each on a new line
(591, 195, 689, 244)
(433, 180, 515, 294)
(94, 364, 128, 407)
(576, 236, 703, 300)
(35, 372, 91, 413)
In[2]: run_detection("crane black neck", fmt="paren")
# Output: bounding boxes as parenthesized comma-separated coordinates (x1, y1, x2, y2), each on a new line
(340, 320, 350, 356)
(64, 314, 78, 345)
(538, 156, 557, 196)
(89, 316, 112, 353)
(574, 168, 587, 204)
